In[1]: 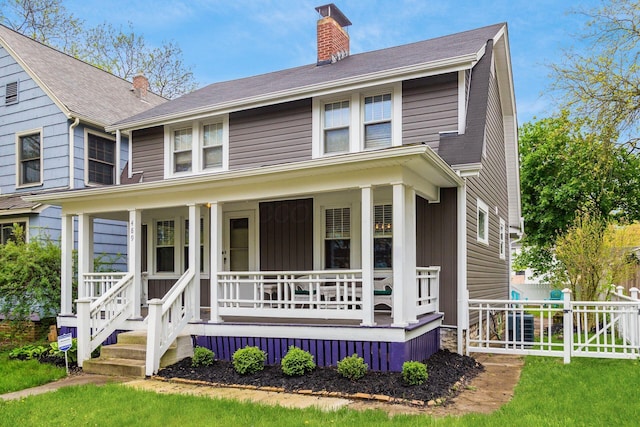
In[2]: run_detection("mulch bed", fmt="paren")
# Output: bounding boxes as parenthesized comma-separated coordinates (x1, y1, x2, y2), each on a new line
(157, 349, 483, 405)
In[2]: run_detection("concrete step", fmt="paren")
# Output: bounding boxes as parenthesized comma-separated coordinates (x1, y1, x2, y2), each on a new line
(82, 357, 146, 377)
(100, 343, 146, 361)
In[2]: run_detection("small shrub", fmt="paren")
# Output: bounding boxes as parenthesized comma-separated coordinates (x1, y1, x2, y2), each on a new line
(281, 346, 315, 376)
(402, 361, 428, 386)
(8, 344, 49, 360)
(337, 354, 368, 380)
(232, 346, 266, 375)
(192, 346, 215, 367)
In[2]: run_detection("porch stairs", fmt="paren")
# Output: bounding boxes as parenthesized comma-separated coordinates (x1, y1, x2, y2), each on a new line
(82, 331, 193, 377)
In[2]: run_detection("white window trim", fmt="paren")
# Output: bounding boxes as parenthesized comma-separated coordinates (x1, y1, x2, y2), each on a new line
(476, 198, 489, 245)
(0, 218, 29, 243)
(84, 128, 116, 187)
(164, 115, 229, 178)
(312, 83, 401, 159)
(499, 217, 506, 259)
(320, 203, 354, 270)
(15, 128, 44, 189)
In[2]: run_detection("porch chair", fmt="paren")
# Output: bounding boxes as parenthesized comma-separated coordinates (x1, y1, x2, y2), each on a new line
(373, 275, 393, 314)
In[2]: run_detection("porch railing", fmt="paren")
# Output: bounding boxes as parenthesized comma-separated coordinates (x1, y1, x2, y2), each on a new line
(416, 267, 440, 315)
(217, 270, 364, 321)
(82, 272, 127, 299)
(76, 273, 134, 367)
(610, 286, 640, 348)
(146, 268, 196, 376)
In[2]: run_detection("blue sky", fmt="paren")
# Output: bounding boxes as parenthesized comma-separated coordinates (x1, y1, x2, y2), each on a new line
(66, 0, 602, 126)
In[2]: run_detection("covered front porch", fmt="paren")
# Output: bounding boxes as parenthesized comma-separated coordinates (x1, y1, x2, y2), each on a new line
(44, 146, 463, 372)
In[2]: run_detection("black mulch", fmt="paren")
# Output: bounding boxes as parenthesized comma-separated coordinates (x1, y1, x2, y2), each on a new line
(157, 349, 483, 404)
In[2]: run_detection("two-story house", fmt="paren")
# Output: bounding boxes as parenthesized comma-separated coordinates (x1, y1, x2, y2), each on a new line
(29, 4, 521, 374)
(0, 24, 165, 269)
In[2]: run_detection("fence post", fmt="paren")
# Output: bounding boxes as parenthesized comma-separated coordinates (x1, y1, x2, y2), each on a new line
(562, 288, 572, 364)
(630, 287, 639, 301)
(76, 298, 92, 367)
(630, 288, 640, 349)
(617, 285, 625, 297)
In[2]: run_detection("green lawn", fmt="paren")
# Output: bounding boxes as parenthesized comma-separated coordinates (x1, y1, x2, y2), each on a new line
(0, 350, 66, 394)
(1, 356, 638, 426)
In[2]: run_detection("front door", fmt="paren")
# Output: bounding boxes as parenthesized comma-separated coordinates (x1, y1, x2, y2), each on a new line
(224, 211, 256, 271)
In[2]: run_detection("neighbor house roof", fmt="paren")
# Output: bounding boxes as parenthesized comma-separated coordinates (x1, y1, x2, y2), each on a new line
(111, 23, 506, 130)
(0, 24, 166, 127)
(0, 193, 42, 216)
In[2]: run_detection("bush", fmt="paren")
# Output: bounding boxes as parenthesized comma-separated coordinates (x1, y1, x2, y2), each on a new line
(49, 338, 78, 363)
(8, 344, 49, 360)
(281, 346, 315, 376)
(402, 361, 428, 386)
(337, 354, 368, 380)
(232, 346, 266, 375)
(192, 346, 215, 367)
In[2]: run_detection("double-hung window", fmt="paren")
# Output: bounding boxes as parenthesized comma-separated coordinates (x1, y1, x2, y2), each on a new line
(323, 100, 350, 154)
(173, 128, 192, 173)
(156, 220, 175, 272)
(202, 122, 223, 169)
(477, 199, 489, 245)
(374, 204, 392, 269)
(325, 207, 351, 269)
(17, 131, 42, 186)
(87, 133, 115, 185)
(364, 93, 392, 149)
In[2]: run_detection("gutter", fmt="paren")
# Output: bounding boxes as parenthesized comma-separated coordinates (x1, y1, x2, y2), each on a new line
(68, 117, 80, 189)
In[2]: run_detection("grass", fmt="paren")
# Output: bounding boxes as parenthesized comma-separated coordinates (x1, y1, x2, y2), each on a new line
(0, 350, 66, 394)
(1, 356, 639, 426)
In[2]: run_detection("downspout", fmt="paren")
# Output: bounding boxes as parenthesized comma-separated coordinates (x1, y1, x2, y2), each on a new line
(68, 117, 80, 189)
(115, 129, 121, 185)
(457, 179, 468, 355)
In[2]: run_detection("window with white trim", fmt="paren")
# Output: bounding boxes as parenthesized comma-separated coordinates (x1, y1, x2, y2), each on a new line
(5, 81, 18, 105)
(364, 93, 391, 149)
(477, 199, 489, 245)
(202, 122, 223, 169)
(374, 204, 392, 269)
(87, 132, 115, 185)
(499, 218, 506, 259)
(323, 100, 350, 154)
(0, 221, 27, 244)
(16, 130, 42, 187)
(325, 207, 351, 269)
(156, 220, 175, 272)
(172, 128, 193, 173)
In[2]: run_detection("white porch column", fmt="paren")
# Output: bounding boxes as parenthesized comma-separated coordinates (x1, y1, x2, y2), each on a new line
(209, 202, 222, 323)
(404, 185, 417, 324)
(360, 186, 375, 326)
(128, 209, 142, 318)
(60, 213, 74, 315)
(77, 213, 92, 299)
(392, 183, 407, 326)
(188, 204, 201, 321)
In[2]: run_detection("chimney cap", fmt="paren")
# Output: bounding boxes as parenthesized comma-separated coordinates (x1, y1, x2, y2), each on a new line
(315, 3, 351, 27)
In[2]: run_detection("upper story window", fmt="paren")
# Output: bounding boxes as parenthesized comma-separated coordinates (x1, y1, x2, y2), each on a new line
(323, 100, 350, 154)
(165, 116, 229, 178)
(477, 199, 489, 245)
(5, 81, 18, 105)
(313, 83, 401, 159)
(87, 132, 115, 185)
(325, 207, 351, 269)
(16, 129, 42, 187)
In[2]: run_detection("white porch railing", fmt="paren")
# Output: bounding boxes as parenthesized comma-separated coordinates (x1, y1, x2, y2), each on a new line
(611, 286, 640, 348)
(82, 272, 127, 299)
(416, 267, 440, 315)
(76, 273, 134, 366)
(217, 270, 364, 321)
(146, 269, 196, 376)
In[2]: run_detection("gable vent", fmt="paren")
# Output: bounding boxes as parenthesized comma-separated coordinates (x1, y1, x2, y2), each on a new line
(5, 81, 18, 104)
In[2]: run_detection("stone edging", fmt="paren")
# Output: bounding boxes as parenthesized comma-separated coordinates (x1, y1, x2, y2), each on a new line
(151, 375, 465, 407)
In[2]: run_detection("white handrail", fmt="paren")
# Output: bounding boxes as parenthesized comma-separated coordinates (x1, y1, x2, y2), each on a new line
(416, 266, 440, 315)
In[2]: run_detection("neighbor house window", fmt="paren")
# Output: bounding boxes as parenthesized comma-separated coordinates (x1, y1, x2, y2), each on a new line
(87, 133, 115, 185)
(325, 207, 351, 269)
(477, 199, 489, 245)
(202, 122, 223, 169)
(0, 221, 27, 244)
(323, 100, 350, 154)
(17, 131, 42, 186)
(374, 204, 392, 269)
(173, 128, 192, 172)
(5, 81, 18, 104)
(364, 93, 391, 149)
(156, 220, 175, 272)
(499, 218, 506, 259)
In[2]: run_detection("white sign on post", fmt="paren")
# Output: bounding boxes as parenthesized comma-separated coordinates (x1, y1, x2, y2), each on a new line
(58, 333, 73, 374)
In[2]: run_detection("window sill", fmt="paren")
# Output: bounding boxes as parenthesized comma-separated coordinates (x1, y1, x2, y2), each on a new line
(16, 182, 43, 190)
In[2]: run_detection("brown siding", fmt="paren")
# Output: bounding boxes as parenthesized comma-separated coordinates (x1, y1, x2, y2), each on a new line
(229, 99, 312, 170)
(402, 73, 458, 151)
(131, 126, 164, 183)
(466, 70, 510, 304)
(416, 189, 458, 326)
(259, 198, 313, 271)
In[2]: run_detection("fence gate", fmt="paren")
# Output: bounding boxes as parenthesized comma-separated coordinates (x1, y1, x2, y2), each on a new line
(466, 286, 640, 363)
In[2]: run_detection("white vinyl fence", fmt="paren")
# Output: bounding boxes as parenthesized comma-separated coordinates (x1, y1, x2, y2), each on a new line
(467, 287, 640, 363)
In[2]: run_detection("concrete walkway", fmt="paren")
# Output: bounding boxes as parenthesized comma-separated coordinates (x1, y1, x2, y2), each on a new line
(0, 374, 129, 401)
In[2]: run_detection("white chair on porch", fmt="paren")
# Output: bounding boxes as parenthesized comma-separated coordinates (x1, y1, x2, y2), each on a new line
(373, 275, 393, 314)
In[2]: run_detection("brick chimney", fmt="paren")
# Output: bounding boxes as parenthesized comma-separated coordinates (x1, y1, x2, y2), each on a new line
(132, 72, 149, 100)
(315, 4, 351, 65)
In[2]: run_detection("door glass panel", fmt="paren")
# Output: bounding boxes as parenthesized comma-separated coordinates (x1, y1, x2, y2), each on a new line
(229, 218, 249, 271)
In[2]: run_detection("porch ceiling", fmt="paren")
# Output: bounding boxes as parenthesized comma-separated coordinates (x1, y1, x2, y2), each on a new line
(25, 145, 463, 215)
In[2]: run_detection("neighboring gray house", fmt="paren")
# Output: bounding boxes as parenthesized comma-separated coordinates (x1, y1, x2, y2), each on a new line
(0, 24, 165, 265)
(30, 5, 521, 373)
